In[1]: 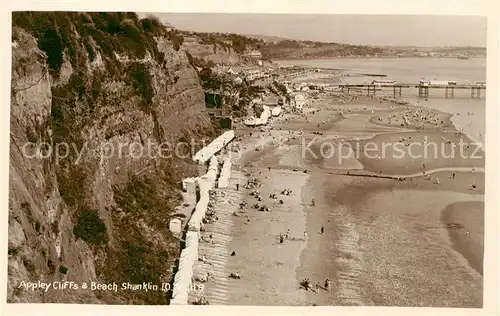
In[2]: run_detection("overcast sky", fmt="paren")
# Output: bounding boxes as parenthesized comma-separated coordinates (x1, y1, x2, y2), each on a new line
(140, 13, 487, 47)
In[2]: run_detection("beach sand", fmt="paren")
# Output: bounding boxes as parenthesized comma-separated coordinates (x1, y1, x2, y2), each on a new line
(196, 88, 484, 307)
(223, 169, 309, 305)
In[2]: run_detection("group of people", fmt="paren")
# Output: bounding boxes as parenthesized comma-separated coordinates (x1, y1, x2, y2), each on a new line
(301, 278, 332, 294)
(279, 229, 292, 243)
(278, 228, 315, 243)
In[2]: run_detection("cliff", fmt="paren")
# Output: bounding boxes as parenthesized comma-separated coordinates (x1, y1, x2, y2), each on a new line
(182, 39, 242, 65)
(8, 12, 219, 304)
(180, 32, 264, 66)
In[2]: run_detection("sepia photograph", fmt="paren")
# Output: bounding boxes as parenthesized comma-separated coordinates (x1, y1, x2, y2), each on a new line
(4, 0, 498, 313)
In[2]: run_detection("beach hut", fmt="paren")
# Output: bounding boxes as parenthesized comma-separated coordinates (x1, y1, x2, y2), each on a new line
(169, 218, 182, 235)
(182, 177, 198, 195)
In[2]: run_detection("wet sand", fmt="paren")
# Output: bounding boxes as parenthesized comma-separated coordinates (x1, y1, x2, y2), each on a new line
(299, 172, 483, 307)
(441, 201, 484, 276)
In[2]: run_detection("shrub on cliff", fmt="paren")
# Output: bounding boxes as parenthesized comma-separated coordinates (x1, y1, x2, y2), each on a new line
(199, 67, 223, 91)
(140, 16, 163, 34)
(231, 34, 248, 53)
(104, 172, 181, 304)
(167, 30, 184, 51)
(274, 81, 288, 95)
(125, 62, 154, 111)
(73, 208, 108, 247)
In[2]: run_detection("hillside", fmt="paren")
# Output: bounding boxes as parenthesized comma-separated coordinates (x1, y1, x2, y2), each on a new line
(244, 36, 487, 59)
(9, 12, 220, 304)
(178, 30, 265, 65)
(258, 39, 387, 59)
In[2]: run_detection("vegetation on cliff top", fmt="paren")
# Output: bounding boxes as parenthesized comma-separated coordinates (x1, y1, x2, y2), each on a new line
(12, 12, 184, 77)
(181, 30, 263, 54)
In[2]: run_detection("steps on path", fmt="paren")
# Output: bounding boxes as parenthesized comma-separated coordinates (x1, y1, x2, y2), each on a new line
(188, 170, 246, 305)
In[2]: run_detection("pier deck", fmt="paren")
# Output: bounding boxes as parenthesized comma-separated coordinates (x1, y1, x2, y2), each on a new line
(336, 83, 486, 98)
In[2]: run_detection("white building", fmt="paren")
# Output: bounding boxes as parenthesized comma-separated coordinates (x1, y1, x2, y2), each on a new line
(293, 93, 306, 111)
(169, 218, 182, 235)
(244, 49, 263, 59)
(245, 69, 264, 81)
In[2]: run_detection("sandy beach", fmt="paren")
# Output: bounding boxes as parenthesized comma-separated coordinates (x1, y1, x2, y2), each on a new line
(193, 86, 484, 307)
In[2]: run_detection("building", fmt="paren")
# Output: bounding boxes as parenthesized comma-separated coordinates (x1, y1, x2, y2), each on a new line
(183, 36, 198, 43)
(293, 93, 306, 111)
(244, 49, 263, 59)
(169, 218, 182, 235)
(245, 69, 264, 81)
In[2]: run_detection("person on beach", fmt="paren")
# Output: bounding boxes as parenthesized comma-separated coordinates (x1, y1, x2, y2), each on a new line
(321, 226, 324, 234)
(311, 199, 315, 207)
(452, 173, 456, 179)
(302, 278, 311, 290)
(304, 231, 308, 239)
(279, 234, 284, 244)
(236, 183, 239, 191)
(314, 282, 321, 293)
(324, 278, 331, 291)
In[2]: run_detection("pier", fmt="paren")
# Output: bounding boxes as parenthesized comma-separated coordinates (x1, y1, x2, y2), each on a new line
(339, 83, 486, 99)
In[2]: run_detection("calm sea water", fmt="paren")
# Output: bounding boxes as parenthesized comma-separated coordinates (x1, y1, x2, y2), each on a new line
(276, 58, 486, 146)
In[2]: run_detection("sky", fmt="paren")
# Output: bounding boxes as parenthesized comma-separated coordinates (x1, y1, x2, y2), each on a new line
(140, 13, 487, 47)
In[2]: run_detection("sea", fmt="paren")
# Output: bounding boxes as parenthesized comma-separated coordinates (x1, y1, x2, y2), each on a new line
(275, 57, 487, 148)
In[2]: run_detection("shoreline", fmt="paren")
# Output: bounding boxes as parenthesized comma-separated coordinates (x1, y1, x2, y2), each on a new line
(273, 56, 486, 62)
(440, 201, 484, 276)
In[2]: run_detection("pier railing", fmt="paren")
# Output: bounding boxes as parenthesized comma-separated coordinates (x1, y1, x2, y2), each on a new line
(337, 83, 486, 99)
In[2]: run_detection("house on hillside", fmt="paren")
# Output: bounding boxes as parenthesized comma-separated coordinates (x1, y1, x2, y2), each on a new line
(244, 49, 263, 59)
(244, 69, 264, 81)
(293, 93, 306, 112)
(183, 36, 198, 43)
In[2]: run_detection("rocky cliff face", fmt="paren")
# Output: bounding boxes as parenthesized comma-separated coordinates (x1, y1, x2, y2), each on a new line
(182, 40, 243, 66)
(8, 12, 218, 304)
